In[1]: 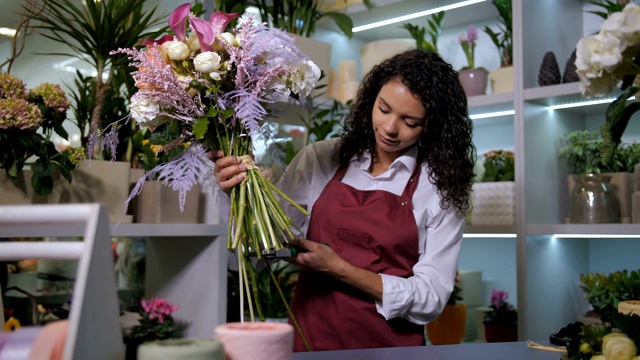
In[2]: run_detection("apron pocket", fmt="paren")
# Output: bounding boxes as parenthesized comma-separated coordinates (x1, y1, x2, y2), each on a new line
(334, 228, 372, 270)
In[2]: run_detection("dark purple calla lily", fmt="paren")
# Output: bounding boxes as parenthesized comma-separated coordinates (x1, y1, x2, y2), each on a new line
(169, 2, 192, 42)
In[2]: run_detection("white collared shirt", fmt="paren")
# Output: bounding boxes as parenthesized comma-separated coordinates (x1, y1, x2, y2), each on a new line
(278, 138, 464, 325)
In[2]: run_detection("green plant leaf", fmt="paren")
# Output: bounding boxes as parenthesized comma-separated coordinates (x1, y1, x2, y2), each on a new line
(192, 117, 209, 141)
(322, 12, 353, 39)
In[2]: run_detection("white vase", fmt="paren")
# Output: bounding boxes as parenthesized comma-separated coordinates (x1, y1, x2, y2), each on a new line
(489, 66, 514, 94)
(471, 181, 516, 225)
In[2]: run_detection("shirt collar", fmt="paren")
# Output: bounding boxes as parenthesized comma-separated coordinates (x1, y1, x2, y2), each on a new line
(351, 144, 419, 173)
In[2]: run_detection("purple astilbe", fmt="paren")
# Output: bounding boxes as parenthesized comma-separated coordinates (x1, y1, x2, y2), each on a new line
(223, 89, 267, 137)
(111, 46, 205, 121)
(126, 143, 212, 213)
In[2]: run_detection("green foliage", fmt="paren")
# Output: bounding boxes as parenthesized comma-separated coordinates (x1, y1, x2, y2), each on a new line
(127, 310, 182, 343)
(559, 130, 640, 174)
(23, 0, 172, 159)
(587, 0, 627, 20)
(480, 149, 514, 182)
(252, 0, 371, 39)
(251, 262, 299, 319)
(579, 269, 640, 318)
(401, 11, 445, 53)
(483, 0, 513, 67)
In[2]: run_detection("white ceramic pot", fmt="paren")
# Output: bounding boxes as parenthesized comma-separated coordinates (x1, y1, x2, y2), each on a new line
(215, 322, 294, 360)
(471, 181, 516, 225)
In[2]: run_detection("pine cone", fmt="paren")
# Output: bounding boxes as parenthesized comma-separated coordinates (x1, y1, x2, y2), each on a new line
(538, 51, 561, 86)
(563, 49, 579, 83)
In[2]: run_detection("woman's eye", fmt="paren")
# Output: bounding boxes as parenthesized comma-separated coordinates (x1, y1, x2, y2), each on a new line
(378, 106, 390, 114)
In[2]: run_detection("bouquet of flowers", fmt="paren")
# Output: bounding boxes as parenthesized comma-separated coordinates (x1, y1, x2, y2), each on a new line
(110, 2, 319, 337)
(574, 2, 640, 163)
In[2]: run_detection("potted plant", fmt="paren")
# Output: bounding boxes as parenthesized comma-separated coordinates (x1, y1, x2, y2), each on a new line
(23, 0, 171, 161)
(471, 150, 516, 225)
(559, 130, 639, 223)
(123, 297, 183, 360)
(458, 24, 489, 97)
(483, 0, 513, 93)
(401, 11, 445, 53)
(0, 72, 81, 200)
(426, 271, 467, 345)
(483, 289, 517, 343)
(579, 269, 640, 322)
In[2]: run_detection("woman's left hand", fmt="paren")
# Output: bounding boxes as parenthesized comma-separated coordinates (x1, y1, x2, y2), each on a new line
(288, 238, 350, 279)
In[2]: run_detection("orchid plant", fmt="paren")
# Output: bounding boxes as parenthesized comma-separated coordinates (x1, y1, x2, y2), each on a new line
(483, 289, 517, 326)
(112, 3, 319, 348)
(574, 2, 640, 164)
(459, 25, 480, 70)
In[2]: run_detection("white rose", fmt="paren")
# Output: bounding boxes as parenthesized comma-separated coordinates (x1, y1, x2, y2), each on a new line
(194, 52, 223, 73)
(592, 32, 623, 73)
(602, 333, 637, 360)
(217, 32, 238, 47)
(265, 80, 291, 102)
(162, 40, 190, 61)
(176, 75, 199, 97)
(186, 33, 201, 53)
(130, 98, 167, 130)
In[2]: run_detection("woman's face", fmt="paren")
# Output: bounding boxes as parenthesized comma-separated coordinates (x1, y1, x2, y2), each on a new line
(371, 78, 427, 161)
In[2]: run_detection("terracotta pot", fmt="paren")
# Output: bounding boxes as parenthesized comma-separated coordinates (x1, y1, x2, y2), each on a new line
(483, 323, 517, 343)
(459, 68, 489, 97)
(426, 304, 467, 345)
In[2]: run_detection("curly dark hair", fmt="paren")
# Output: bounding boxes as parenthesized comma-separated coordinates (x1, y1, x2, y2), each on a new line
(336, 49, 476, 214)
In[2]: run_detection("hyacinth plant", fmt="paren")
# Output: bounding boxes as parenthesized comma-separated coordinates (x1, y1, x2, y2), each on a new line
(0, 72, 81, 195)
(111, 3, 319, 348)
(459, 24, 480, 70)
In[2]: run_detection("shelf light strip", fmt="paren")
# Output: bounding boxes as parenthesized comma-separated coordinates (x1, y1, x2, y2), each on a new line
(353, 0, 487, 33)
(463, 233, 517, 238)
(548, 96, 636, 110)
(469, 110, 515, 120)
(0, 27, 17, 37)
(552, 234, 640, 239)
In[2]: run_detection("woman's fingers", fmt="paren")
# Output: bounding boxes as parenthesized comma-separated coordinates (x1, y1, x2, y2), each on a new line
(214, 155, 247, 192)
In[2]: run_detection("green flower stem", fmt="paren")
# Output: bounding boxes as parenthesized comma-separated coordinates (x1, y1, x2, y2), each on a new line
(239, 250, 255, 321)
(267, 265, 311, 351)
(245, 255, 265, 321)
(250, 171, 279, 249)
(245, 177, 269, 251)
(231, 181, 248, 249)
(266, 180, 309, 216)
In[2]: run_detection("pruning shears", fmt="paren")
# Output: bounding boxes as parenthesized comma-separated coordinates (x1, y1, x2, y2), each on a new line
(248, 243, 329, 270)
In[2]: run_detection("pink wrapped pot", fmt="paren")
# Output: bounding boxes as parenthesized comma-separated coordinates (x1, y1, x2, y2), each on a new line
(215, 322, 294, 360)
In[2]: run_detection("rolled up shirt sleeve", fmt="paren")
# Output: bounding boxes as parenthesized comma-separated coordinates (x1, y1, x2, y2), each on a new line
(375, 205, 464, 325)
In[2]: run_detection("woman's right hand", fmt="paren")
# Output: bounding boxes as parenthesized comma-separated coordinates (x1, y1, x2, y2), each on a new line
(211, 150, 247, 193)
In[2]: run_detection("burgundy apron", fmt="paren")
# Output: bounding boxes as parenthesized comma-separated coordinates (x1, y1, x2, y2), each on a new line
(290, 160, 425, 351)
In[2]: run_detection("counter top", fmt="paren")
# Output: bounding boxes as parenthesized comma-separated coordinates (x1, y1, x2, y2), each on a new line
(292, 341, 563, 360)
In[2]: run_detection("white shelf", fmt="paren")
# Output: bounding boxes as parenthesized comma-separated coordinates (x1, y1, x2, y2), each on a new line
(527, 223, 640, 237)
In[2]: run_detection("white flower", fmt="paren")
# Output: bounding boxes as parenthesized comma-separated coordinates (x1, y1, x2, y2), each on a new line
(162, 40, 190, 61)
(186, 33, 201, 53)
(194, 52, 223, 73)
(217, 32, 238, 47)
(291, 60, 321, 98)
(602, 333, 637, 360)
(130, 98, 167, 130)
(176, 75, 199, 97)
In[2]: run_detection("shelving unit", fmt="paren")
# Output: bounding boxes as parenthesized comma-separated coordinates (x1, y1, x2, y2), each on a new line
(0, 205, 229, 344)
(313, 0, 640, 342)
